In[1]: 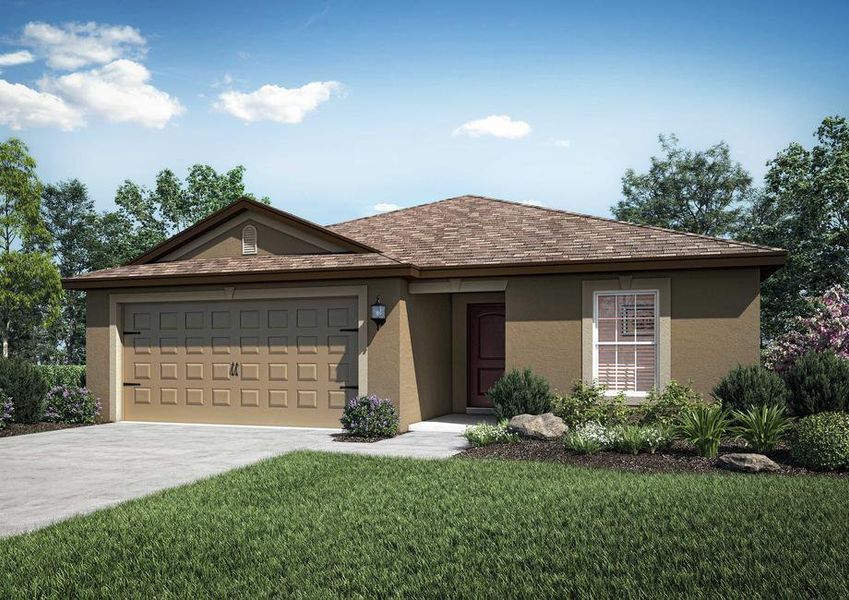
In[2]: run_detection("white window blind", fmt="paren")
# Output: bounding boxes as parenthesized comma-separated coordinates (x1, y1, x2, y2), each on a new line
(242, 225, 257, 255)
(593, 291, 658, 394)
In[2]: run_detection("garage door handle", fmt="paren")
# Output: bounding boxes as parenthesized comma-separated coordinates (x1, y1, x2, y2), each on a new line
(123, 330, 141, 335)
(123, 382, 141, 387)
(339, 328, 358, 332)
(340, 385, 358, 390)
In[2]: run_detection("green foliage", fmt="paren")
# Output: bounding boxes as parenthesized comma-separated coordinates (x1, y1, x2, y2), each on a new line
(0, 251, 62, 359)
(0, 358, 49, 423)
(610, 425, 672, 455)
(783, 350, 849, 416)
(712, 364, 789, 411)
(742, 116, 849, 341)
(551, 379, 629, 427)
(791, 412, 849, 470)
(103, 164, 270, 266)
(487, 368, 553, 420)
(730, 405, 793, 453)
(0, 137, 48, 252)
(613, 134, 751, 237)
(563, 431, 604, 454)
(340, 394, 399, 438)
(38, 180, 102, 363)
(44, 386, 100, 424)
(463, 420, 520, 447)
(637, 380, 705, 426)
(675, 405, 731, 459)
(36, 364, 85, 389)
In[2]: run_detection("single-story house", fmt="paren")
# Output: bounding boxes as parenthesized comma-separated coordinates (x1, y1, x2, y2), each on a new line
(64, 195, 787, 431)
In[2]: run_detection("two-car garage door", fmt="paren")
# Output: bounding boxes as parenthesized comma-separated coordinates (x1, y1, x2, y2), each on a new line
(122, 297, 359, 427)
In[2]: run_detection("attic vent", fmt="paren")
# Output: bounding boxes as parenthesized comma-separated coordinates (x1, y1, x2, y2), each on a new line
(241, 225, 258, 255)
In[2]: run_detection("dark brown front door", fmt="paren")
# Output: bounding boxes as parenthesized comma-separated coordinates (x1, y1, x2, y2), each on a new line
(467, 303, 506, 408)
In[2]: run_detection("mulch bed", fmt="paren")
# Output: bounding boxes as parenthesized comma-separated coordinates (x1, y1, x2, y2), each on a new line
(457, 439, 849, 477)
(0, 422, 93, 438)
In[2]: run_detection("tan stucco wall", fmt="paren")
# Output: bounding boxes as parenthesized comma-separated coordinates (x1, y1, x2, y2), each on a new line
(398, 291, 452, 428)
(450, 292, 506, 412)
(505, 267, 761, 399)
(86, 290, 112, 421)
(180, 219, 329, 259)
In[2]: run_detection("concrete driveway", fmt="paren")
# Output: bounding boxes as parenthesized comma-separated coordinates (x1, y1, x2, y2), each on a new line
(0, 422, 468, 537)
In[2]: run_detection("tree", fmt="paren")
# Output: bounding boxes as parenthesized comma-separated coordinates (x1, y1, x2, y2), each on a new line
(39, 180, 101, 363)
(101, 164, 268, 266)
(613, 134, 752, 237)
(743, 116, 849, 341)
(0, 138, 62, 358)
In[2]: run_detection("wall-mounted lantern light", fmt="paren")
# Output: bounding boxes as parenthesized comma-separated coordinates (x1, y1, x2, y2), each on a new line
(370, 296, 386, 330)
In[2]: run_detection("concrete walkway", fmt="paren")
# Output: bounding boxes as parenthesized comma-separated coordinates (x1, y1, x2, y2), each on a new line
(0, 421, 468, 538)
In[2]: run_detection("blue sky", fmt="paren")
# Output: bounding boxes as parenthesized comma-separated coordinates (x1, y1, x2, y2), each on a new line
(1, 0, 847, 224)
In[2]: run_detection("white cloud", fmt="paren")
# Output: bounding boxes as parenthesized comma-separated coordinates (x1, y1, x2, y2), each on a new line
(22, 21, 146, 70)
(520, 199, 547, 207)
(453, 114, 531, 139)
(0, 50, 35, 67)
(211, 73, 234, 89)
(214, 81, 341, 124)
(373, 203, 401, 213)
(42, 59, 184, 128)
(552, 139, 571, 148)
(0, 79, 83, 130)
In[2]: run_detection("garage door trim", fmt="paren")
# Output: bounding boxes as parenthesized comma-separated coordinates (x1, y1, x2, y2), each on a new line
(107, 285, 368, 422)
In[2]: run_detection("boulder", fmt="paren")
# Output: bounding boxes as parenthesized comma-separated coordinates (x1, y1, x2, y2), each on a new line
(508, 413, 567, 440)
(716, 453, 781, 473)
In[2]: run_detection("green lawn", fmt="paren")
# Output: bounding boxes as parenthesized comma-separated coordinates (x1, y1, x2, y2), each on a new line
(2, 453, 848, 598)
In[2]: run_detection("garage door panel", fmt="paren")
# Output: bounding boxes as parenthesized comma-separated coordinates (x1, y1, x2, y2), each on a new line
(123, 297, 358, 427)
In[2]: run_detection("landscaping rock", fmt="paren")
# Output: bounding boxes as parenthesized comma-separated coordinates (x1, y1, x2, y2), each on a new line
(508, 413, 567, 440)
(716, 453, 781, 473)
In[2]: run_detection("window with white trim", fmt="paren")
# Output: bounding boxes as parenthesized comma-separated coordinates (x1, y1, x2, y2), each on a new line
(593, 290, 658, 395)
(241, 225, 257, 255)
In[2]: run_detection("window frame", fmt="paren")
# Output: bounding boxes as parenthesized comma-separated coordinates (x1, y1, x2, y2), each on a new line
(592, 289, 659, 397)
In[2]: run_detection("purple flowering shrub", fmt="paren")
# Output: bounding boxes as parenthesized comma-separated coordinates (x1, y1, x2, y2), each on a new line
(340, 394, 399, 438)
(44, 386, 101, 425)
(765, 285, 849, 372)
(0, 390, 13, 429)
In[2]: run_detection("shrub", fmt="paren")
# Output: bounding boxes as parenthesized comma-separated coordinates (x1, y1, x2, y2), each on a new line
(564, 432, 603, 455)
(563, 421, 618, 454)
(675, 405, 731, 459)
(487, 369, 552, 420)
(463, 420, 520, 447)
(610, 425, 672, 455)
(36, 365, 86, 389)
(790, 412, 849, 470)
(0, 358, 49, 423)
(765, 284, 849, 372)
(730, 404, 792, 453)
(0, 390, 13, 430)
(340, 394, 399, 438)
(551, 380, 629, 427)
(783, 350, 849, 416)
(638, 380, 705, 426)
(712, 365, 789, 411)
(43, 386, 101, 424)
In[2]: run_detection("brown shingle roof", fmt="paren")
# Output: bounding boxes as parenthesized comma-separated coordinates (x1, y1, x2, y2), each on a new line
(328, 195, 784, 268)
(69, 253, 406, 283)
(65, 195, 785, 288)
